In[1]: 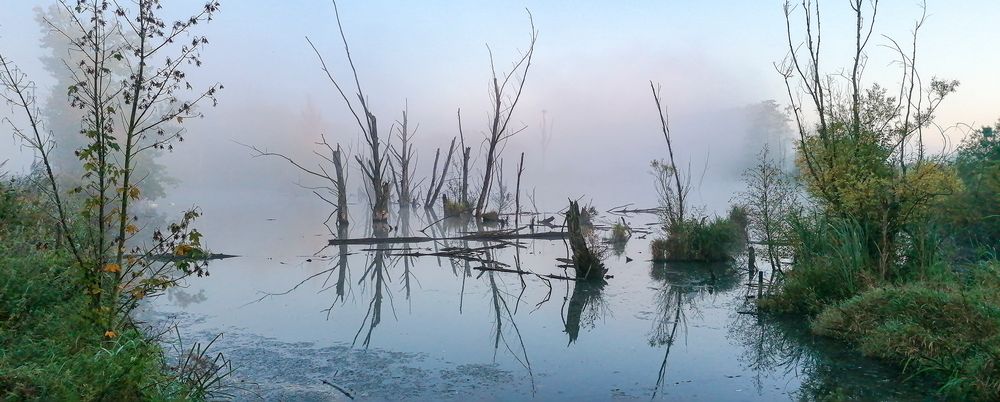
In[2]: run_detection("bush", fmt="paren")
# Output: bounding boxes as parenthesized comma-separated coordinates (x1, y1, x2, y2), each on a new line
(610, 222, 629, 244)
(442, 196, 471, 217)
(759, 215, 868, 315)
(811, 262, 1000, 400)
(650, 215, 744, 262)
(944, 122, 1000, 253)
(0, 183, 214, 400)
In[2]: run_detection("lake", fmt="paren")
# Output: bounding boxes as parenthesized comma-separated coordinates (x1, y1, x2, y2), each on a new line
(141, 193, 936, 401)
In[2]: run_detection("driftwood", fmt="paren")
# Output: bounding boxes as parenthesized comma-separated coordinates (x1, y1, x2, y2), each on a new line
(328, 229, 567, 246)
(473, 265, 580, 282)
(142, 253, 238, 262)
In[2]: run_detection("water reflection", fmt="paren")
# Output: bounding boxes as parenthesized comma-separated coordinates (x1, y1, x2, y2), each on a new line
(725, 270, 936, 400)
(228, 209, 939, 400)
(648, 261, 741, 398)
(563, 280, 607, 344)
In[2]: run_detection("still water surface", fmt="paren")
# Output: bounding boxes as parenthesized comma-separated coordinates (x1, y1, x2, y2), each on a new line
(145, 194, 935, 401)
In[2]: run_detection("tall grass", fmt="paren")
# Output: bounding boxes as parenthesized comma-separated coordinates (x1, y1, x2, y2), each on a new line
(812, 261, 1000, 400)
(759, 214, 867, 314)
(650, 211, 745, 263)
(0, 180, 228, 400)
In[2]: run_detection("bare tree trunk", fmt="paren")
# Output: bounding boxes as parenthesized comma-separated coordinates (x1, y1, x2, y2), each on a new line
(332, 144, 349, 225)
(457, 108, 471, 208)
(515, 152, 524, 227)
(392, 106, 416, 207)
(472, 13, 537, 218)
(426, 137, 456, 208)
(425, 147, 440, 206)
(650, 82, 686, 226)
(308, 0, 398, 223)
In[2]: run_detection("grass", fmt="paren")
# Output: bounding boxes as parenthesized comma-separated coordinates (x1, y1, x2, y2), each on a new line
(0, 181, 221, 400)
(650, 214, 745, 262)
(758, 210, 1000, 399)
(811, 261, 1000, 400)
(443, 197, 471, 217)
(759, 216, 867, 315)
(610, 222, 629, 243)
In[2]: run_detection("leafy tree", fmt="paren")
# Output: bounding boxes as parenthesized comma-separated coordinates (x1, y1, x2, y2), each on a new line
(0, 0, 221, 332)
(740, 145, 800, 271)
(947, 122, 1000, 250)
(779, 0, 961, 279)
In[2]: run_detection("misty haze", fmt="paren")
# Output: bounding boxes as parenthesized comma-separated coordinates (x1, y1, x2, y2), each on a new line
(1, 1, 998, 401)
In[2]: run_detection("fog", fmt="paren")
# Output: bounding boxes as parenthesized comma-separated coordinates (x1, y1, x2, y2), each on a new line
(3, 1, 999, 212)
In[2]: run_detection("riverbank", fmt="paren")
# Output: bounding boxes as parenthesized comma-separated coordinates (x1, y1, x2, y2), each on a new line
(0, 182, 206, 400)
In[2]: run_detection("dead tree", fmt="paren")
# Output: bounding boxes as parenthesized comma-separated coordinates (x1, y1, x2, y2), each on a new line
(458, 108, 472, 207)
(424, 137, 456, 208)
(307, 0, 393, 222)
(649, 82, 688, 228)
(239, 133, 350, 227)
(515, 152, 525, 226)
(473, 11, 538, 218)
(391, 105, 418, 207)
(566, 200, 606, 281)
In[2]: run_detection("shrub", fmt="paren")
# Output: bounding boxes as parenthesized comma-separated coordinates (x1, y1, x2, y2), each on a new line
(811, 262, 1000, 400)
(442, 196, 471, 217)
(610, 222, 629, 244)
(759, 215, 868, 315)
(650, 215, 744, 262)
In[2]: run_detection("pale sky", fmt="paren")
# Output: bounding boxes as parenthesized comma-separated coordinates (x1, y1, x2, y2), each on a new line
(1, 1, 998, 208)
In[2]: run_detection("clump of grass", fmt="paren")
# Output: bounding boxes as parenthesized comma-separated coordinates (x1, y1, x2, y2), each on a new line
(610, 222, 630, 244)
(442, 195, 471, 217)
(650, 215, 744, 262)
(480, 211, 501, 223)
(811, 261, 1000, 400)
(758, 216, 868, 314)
(0, 181, 228, 400)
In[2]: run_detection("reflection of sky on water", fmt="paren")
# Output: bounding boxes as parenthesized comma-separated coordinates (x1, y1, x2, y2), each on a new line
(148, 197, 934, 401)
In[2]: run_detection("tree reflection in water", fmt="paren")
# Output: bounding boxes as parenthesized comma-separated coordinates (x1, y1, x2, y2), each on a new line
(563, 280, 607, 344)
(648, 261, 740, 399)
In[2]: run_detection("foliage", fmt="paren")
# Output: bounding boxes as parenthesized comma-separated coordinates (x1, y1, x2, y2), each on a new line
(739, 145, 800, 271)
(944, 122, 1000, 252)
(794, 118, 962, 279)
(759, 215, 868, 315)
(811, 261, 1000, 400)
(651, 214, 744, 263)
(1, 0, 222, 333)
(0, 184, 223, 400)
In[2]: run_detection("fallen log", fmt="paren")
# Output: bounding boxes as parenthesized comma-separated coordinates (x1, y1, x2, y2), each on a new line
(328, 230, 567, 246)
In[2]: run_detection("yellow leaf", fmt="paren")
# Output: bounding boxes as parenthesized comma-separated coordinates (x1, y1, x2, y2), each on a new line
(104, 330, 117, 339)
(128, 186, 140, 200)
(125, 224, 139, 235)
(103, 263, 121, 273)
(174, 244, 193, 257)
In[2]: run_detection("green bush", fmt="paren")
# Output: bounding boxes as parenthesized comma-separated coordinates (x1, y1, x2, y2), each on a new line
(610, 222, 629, 244)
(811, 261, 1000, 400)
(443, 196, 471, 217)
(0, 183, 207, 401)
(944, 122, 1000, 254)
(759, 215, 867, 315)
(650, 215, 744, 262)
